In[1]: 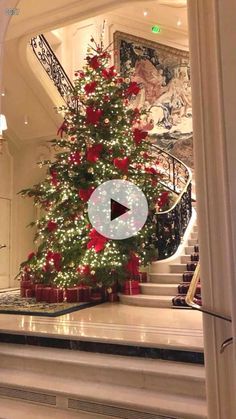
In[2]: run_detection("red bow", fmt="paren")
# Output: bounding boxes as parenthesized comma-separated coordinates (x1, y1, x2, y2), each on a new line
(101, 66, 116, 79)
(78, 187, 95, 202)
(133, 128, 148, 145)
(28, 252, 35, 261)
(68, 151, 81, 165)
(125, 253, 140, 276)
(50, 169, 59, 186)
(87, 229, 108, 253)
(157, 191, 169, 209)
(124, 82, 140, 97)
(145, 167, 159, 175)
(86, 107, 103, 125)
(113, 157, 130, 172)
(87, 144, 103, 162)
(57, 120, 68, 138)
(45, 251, 62, 272)
(47, 221, 58, 232)
(77, 265, 91, 276)
(84, 81, 97, 94)
(88, 56, 100, 70)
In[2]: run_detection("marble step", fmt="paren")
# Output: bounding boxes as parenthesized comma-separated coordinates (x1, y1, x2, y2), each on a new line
(185, 245, 195, 255)
(119, 294, 173, 308)
(170, 263, 188, 273)
(181, 255, 192, 264)
(149, 273, 183, 284)
(191, 232, 198, 240)
(188, 238, 198, 246)
(0, 344, 206, 399)
(193, 225, 198, 233)
(0, 396, 103, 419)
(0, 344, 207, 419)
(0, 369, 207, 419)
(141, 283, 177, 296)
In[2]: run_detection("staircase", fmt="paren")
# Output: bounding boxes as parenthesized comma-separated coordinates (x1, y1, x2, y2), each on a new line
(120, 217, 200, 308)
(0, 343, 207, 419)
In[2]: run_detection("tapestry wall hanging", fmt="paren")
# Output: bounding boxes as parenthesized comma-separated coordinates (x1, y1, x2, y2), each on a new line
(114, 32, 193, 168)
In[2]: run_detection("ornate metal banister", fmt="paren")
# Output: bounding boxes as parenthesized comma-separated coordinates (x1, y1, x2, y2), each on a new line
(30, 34, 77, 110)
(151, 144, 192, 259)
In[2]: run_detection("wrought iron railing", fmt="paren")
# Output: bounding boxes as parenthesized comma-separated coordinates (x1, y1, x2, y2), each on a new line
(151, 144, 192, 259)
(30, 34, 193, 260)
(30, 34, 77, 110)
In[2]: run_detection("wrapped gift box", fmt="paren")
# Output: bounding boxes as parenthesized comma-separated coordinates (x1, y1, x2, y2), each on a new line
(108, 292, 119, 302)
(41, 286, 52, 302)
(20, 279, 33, 297)
(139, 272, 148, 283)
(35, 284, 46, 302)
(122, 280, 140, 295)
(49, 287, 64, 303)
(65, 287, 78, 303)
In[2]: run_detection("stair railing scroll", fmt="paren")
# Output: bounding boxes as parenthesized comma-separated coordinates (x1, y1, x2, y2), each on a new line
(151, 144, 192, 260)
(30, 34, 77, 111)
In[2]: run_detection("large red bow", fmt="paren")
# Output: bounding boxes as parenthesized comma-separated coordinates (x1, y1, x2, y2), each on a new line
(87, 144, 103, 163)
(45, 251, 62, 272)
(86, 107, 103, 125)
(78, 187, 95, 202)
(113, 157, 129, 172)
(133, 128, 148, 145)
(125, 253, 140, 276)
(87, 229, 108, 253)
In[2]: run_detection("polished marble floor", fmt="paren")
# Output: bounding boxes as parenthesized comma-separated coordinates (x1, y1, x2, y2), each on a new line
(0, 303, 203, 352)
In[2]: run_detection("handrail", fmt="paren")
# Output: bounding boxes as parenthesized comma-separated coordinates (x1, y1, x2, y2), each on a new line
(30, 34, 77, 110)
(186, 262, 232, 322)
(151, 144, 192, 259)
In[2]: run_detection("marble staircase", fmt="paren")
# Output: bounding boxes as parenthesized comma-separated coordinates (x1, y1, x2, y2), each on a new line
(120, 218, 199, 308)
(0, 343, 207, 419)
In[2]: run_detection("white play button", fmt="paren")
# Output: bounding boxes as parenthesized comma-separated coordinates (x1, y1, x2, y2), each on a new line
(87, 180, 148, 240)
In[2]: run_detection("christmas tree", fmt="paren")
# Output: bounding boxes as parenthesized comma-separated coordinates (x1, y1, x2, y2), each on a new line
(19, 38, 170, 291)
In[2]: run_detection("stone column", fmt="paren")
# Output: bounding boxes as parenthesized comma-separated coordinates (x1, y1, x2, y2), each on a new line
(188, 0, 236, 418)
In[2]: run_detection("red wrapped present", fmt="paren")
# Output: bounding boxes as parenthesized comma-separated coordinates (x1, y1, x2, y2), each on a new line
(20, 279, 33, 297)
(108, 292, 119, 302)
(79, 285, 91, 302)
(65, 287, 78, 303)
(25, 288, 35, 298)
(90, 287, 103, 302)
(139, 272, 148, 283)
(41, 286, 52, 302)
(50, 287, 64, 303)
(35, 284, 46, 302)
(122, 280, 140, 295)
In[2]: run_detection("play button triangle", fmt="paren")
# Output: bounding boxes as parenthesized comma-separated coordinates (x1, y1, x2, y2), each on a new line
(110, 198, 130, 221)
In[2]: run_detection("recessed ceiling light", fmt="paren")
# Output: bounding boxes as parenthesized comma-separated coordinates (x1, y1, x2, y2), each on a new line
(1, 89, 5, 97)
(177, 18, 182, 26)
(143, 10, 148, 17)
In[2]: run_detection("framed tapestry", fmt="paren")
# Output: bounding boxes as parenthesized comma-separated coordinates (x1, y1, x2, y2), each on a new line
(114, 31, 193, 168)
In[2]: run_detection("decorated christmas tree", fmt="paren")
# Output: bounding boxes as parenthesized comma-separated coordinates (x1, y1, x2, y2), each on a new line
(19, 37, 170, 294)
